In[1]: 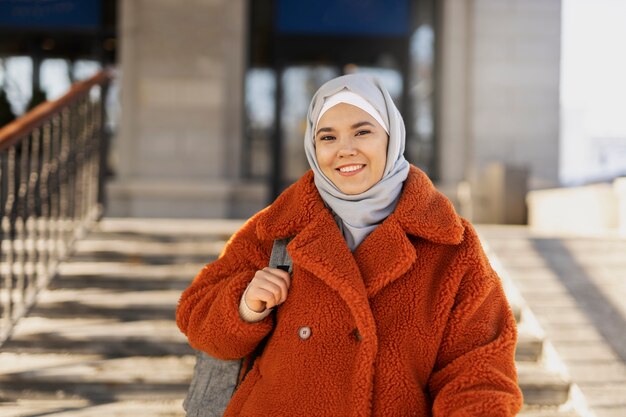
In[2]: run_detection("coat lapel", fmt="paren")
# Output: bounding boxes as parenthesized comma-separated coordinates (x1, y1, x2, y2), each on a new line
(354, 218, 417, 298)
(354, 166, 465, 298)
(288, 210, 364, 299)
(393, 166, 465, 245)
(287, 209, 379, 338)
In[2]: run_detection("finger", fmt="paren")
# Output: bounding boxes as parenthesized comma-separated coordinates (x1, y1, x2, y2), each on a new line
(256, 269, 290, 301)
(252, 269, 291, 305)
(253, 287, 279, 309)
(263, 267, 291, 288)
(260, 274, 290, 303)
(248, 285, 281, 310)
(251, 279, 283, 307)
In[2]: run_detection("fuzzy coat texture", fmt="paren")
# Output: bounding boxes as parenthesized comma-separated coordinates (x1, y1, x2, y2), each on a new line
(176, 166, 523, 417)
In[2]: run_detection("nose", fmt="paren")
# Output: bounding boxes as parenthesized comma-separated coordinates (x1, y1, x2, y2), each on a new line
(336, 136, 357, 158)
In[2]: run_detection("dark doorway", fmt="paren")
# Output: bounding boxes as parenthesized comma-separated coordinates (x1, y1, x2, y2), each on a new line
(0, 0, 117, 120)
(243, 0, 439, 201)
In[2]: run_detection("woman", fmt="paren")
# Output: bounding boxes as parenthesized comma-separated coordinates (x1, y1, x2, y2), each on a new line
(176, 74, 522, 416)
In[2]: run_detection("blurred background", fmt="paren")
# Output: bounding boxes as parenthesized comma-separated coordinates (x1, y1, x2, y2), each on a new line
(1, 0, 625, 231)
(1, 1, 626, 416)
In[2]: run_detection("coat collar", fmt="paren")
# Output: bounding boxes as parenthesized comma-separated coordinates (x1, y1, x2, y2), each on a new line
(389, 165, 465, 245)
(256, 166, 465, 246)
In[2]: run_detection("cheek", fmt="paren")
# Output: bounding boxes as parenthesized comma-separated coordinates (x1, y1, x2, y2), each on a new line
(373, 141, 388, 174)
(315, 146, 331, 168)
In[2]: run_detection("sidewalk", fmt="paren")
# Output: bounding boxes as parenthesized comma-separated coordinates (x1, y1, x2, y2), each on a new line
(479, 226, 626, 417)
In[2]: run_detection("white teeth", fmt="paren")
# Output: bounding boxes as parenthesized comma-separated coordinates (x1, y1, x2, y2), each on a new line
(339, 165, 364, 173)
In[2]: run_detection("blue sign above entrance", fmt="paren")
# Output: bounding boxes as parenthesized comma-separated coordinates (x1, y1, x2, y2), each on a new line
(276, 0, 410, 36)
(0, 0, 101, 31)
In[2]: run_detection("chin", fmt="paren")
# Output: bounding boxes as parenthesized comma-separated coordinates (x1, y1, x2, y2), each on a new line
(337, 184, 370, 195)
(327, 172, 374, 195)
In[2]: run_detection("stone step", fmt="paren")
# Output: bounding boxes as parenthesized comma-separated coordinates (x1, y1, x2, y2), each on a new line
(518, 406, 581, 417)
(50, 273, 192, 292)
(57, 261, 204, 280)
(4, 334, 193, 358)
(1, 317, 193, 357)
(512, 302, 522, 323)
(24, 288, 181, 322)
(78, 232, 226, 243)
(68, 251, 213, 265)
(89, 218, 244, 240)
(70, 238, 226, 263)
(516, 329, 544, 362)
(0, 399, 186, 417)
(0, 353, 195, 402)
(517, 361, 572, 407)
(50, 260, 203, 292)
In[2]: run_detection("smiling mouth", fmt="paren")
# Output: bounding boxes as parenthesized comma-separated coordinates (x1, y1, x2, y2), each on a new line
(336, 164, 365, 175)
(335, 164, 365, 177)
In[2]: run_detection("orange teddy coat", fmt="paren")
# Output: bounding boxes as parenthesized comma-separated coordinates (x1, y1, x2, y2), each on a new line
(176, 166, 523, 416)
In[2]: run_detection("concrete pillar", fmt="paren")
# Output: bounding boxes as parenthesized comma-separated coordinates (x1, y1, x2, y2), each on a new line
(108, 0, 264, 218)
(439, 0, 473, 188)
(439, 0, 562, 222)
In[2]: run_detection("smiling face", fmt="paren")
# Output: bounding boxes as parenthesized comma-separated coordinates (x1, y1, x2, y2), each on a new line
(314, 103, 389, 195)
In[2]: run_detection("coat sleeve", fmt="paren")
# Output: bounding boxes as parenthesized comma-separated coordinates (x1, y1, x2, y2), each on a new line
(428, 223, 523, 416)
(175, 214, 274, 360)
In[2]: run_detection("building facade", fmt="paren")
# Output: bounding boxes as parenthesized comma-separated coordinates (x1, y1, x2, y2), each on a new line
(108, 0, 562, 221)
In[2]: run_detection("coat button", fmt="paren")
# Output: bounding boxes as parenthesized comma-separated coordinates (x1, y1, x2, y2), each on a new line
(298, 326, 312, 340)
(353, 328, 362, 342)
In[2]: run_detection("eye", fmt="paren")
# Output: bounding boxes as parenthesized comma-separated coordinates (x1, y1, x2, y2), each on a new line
(355, 130, 371, 136)
(319, 135, 335, 141)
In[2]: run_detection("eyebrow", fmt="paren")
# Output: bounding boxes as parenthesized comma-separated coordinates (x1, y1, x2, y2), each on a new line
(315, 121, 376, 137)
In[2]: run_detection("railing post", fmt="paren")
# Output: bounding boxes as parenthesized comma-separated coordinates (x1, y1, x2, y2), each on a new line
(98, 80, 110, 216)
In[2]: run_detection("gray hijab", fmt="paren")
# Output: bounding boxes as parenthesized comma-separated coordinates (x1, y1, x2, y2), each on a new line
(304, 74, 410, 251)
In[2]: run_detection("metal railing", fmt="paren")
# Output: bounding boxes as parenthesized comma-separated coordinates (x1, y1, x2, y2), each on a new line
(0, 70, 112, 345)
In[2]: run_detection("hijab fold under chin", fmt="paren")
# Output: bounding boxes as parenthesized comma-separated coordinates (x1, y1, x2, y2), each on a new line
(304, 74, 410, 251)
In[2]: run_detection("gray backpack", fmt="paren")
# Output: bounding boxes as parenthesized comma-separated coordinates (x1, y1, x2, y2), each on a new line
(183, 238, 293, 417)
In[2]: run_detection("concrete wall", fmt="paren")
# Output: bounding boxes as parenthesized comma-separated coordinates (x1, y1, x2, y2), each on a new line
(439, 0, 562, 193)
(108, 0, 265, 218)
(527, 177, 626, 236)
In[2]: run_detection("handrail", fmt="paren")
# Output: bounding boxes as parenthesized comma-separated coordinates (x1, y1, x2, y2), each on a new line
(0, 71, 112, 150)
(0, 69, 113, 346)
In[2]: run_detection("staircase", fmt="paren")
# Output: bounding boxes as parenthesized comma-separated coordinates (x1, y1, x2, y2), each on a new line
(0, 218, 587, 416)
(0, 219, 239, 416)
(482, 232, 587, 417)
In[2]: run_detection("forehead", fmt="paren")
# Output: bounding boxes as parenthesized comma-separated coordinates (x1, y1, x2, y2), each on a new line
(317, 103, 376, 126)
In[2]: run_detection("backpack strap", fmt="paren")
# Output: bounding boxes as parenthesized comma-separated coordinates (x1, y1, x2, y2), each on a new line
(269, 237, 293, 273)
(238, 237, 293, 385)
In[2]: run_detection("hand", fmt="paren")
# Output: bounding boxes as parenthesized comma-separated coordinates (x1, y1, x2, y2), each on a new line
(244, 267, 291, 312)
